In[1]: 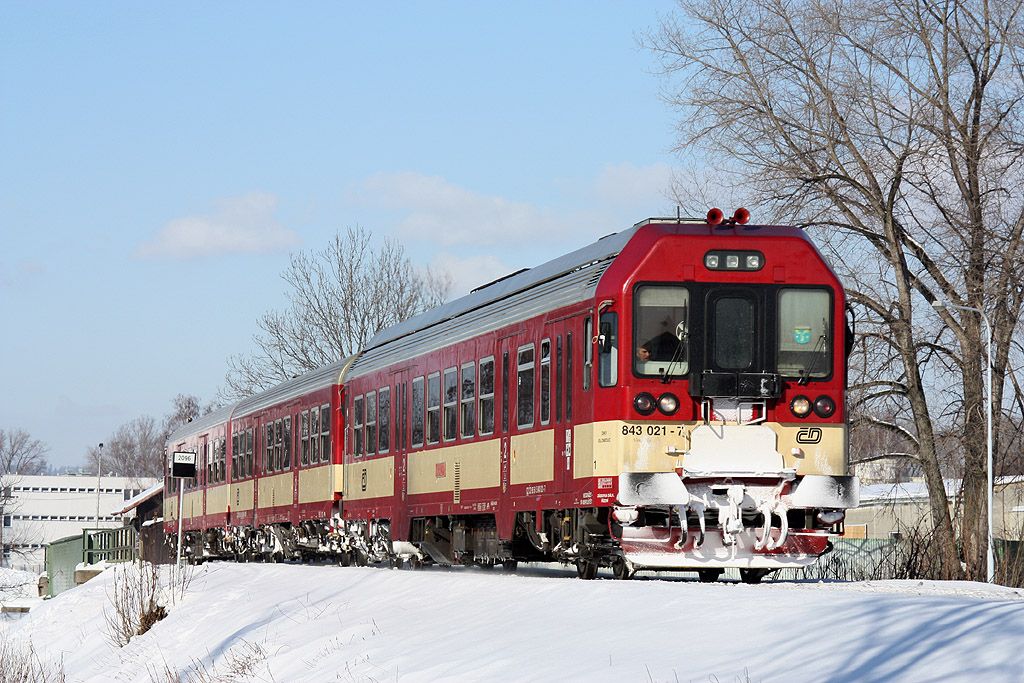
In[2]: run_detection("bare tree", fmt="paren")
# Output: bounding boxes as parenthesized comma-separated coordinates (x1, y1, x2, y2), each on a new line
(161, 393, 215, 442)
(0, 429, 49, 567)
(224, 225, 451, 399)
(0, 429, 48, 476)
(647, 0, 1024, 579)
(85, 416, 165, 479)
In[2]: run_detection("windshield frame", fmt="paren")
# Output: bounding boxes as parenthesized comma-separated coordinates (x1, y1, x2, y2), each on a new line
(631, 282, 691, 379)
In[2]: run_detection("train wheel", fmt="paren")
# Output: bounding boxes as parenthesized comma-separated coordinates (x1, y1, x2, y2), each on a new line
(576, 559, 599, 580)
(739, 569, 769, 584)
(612, 557, 632, 581)
(354, 549, 369, 567)
(698, 569, 723, 583)
(501, 560, 518, 572)
(338, 551, 352, 567)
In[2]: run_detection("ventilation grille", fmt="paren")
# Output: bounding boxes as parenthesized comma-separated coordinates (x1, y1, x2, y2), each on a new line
(453, 461, 462, 504)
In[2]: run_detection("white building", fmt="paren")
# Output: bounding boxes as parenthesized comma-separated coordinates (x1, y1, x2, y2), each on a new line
(1, 474, 159, 572)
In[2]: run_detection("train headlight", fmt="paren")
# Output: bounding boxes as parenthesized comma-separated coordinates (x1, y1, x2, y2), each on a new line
(657, 393, 680, 416)
(813, 395, 836, 418)
(790, 395, 812, 418)
(634, 392, 656, 415)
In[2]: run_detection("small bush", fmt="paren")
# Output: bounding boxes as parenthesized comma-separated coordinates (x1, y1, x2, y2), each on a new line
(106, 560, 191, 648)
(147, 639, 270, 683)
(0, 638, 65, 683)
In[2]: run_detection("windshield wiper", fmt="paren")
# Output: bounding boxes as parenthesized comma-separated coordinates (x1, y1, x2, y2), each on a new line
(661, 306, 689, 384)
(798, 319, 829, 385)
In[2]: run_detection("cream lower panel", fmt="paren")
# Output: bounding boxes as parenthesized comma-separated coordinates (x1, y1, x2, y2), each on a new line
(184, 490, 204, 519)
(229, 481, 255, 512)
(257, 471, 294, 510)
(164, 495, 177, 521)
(298, 465, 341, 504)
(344, 456, 395, 501)
(574, 421, 687, 479)
(774, 424, 847, 475)
(408, 441, 500, 495)
(206, 484, 228, 515)
(573, 421, 847, 479)
(510, 430, 554, 485)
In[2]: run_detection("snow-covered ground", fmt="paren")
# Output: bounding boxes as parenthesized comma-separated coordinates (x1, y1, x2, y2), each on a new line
(4, 562, 1024, 682)
(0, 566, 42, 615)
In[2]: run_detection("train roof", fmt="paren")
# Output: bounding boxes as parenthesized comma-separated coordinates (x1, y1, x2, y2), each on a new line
(232, 356, 352, 418)
(166, 404, 233, 446)
(364, 226, 641, 352)
(166, 356, 354, 444)
(348, 224, 647, 379)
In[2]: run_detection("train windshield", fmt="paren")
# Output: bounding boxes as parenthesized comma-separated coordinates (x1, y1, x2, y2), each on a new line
(776, 288, 831, 379)
(633, 285, 689, 378)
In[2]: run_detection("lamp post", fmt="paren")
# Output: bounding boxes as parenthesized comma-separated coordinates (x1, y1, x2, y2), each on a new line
(95, 442, 104, 528)
(932, 301, 994, 583)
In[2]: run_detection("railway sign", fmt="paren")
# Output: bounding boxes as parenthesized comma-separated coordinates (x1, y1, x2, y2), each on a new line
(171, 451, 197, 478)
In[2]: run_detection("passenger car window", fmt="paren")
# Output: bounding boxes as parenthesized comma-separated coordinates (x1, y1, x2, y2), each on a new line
(517, 345, 535, 428)
(443, 368, 458, 441)
(378, 388, 391, 453)
(412, 377, 425, 447)
(427, 373, 441, 444)
(479, 358, 494, 435)
(461, 363, 475, 438)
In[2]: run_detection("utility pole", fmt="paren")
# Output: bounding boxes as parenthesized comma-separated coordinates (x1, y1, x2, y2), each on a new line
(95, 442, 104, 528)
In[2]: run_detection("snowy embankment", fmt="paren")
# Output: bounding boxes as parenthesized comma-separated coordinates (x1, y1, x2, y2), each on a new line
(0, 567, 42, 614)
(4, 563, 1024, 682)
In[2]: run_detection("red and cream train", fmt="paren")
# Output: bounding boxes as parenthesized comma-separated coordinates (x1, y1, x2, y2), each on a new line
(164, 212, 859, 582)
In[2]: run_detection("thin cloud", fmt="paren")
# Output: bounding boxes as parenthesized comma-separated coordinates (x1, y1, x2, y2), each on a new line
(593, 162, 675, 209)
(429, 252, 517, 298)
(353, 172, 563, 247)
(351, 165, 677, 253)
(0, 261, 46, 289)
(137, 193, 299, 259)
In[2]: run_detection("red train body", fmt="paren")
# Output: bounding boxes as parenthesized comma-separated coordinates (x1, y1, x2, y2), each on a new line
(164, 215, 859, 581)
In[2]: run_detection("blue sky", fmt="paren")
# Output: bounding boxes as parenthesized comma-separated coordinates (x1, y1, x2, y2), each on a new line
(1, 2, 687, 467)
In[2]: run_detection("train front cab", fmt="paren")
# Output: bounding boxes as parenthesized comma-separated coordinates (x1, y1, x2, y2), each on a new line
(588, 222, 859, 580)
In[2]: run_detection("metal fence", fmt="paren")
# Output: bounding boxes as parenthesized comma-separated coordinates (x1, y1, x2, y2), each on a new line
(83, 526, 138, 565)
(766, 537, 1024, 584)
(44, 527, 140, 597)
(44, 534, 84, 597)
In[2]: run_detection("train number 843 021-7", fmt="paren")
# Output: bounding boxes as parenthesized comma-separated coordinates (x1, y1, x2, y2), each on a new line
(621, 424, 683, 437)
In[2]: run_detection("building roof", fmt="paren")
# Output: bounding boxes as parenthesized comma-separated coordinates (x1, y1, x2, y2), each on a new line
(110, 482, 163, 516)
(858, 477, 1024, 506)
